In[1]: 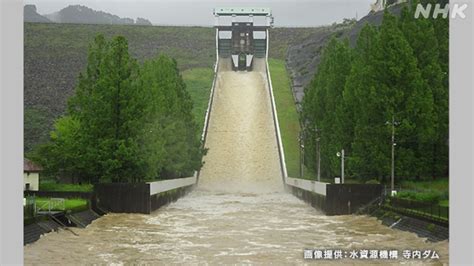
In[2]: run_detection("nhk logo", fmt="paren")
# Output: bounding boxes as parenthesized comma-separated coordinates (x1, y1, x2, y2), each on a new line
(414, 3, 468, 19)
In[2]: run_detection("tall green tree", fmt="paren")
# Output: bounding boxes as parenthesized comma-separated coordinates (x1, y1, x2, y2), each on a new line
(399, 4, 448, 178)
(140, 55, 204, 179)
(68, 35, 145, 182)
(343, 24, 386, 179)
(369, 11, 435, 179)
(302, 37, 353, 178)
(302, 9, 442, 182)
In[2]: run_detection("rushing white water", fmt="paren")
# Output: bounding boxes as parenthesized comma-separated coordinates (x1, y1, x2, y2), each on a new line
(24, 59, 448, 265)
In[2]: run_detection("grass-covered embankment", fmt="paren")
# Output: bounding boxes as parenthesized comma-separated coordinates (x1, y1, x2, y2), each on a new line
(35, 197, 88, 212)
(182, 68, 215, 134)
(268, 58, 305, 178)
(39, 182, 93, 192)
(397, 178, 449, 205)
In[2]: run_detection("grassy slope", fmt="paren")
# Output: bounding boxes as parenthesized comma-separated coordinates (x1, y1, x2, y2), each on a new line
(398, 178, 449, 205)
(268, 58, 302, 178)
(182, 68, 215, 135)
(39, 182, 93, 192)
(269, 58, 340, 182)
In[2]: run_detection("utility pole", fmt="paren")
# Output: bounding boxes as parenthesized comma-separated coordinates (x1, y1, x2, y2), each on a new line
(386, 115, 399, 195)
(336, 149, 345, 184)
(391, 117, 395, 194)
(341, 149, 345, 184)
(315, 127, 321, 182)
(317, 137, 321, 182)
(299, 131, 304, 178)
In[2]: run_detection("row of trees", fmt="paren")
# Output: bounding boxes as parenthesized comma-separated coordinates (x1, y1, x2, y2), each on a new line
(302, 2, 448, 182)
(31, 35, 204, 183)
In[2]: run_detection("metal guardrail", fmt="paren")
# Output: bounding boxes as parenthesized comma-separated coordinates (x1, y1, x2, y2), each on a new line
(388, 197, 449, 221)
(36, 198, 65, 214)
(24, 196, 36, 218)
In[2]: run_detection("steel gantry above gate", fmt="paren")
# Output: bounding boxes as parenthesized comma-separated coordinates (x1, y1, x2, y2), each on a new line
(213, 7, 274, 71)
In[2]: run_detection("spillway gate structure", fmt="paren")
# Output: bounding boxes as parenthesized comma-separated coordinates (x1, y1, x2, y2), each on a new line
(214, 7, 274, 71)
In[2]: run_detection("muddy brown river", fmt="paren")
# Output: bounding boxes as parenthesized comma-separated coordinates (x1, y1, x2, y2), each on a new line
(24, 59, 448, 265)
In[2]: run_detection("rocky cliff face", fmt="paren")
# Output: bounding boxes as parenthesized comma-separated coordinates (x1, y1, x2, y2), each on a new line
(285, 4, 404, 110)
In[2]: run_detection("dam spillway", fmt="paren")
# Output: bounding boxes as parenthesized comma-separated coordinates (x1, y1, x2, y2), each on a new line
(24, 58, 449, 265)
(197, 58, 282, 194)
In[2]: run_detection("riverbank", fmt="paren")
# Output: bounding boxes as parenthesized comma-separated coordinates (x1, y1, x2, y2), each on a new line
(24, 209, 101, 245)
(371, 208, 449, 242)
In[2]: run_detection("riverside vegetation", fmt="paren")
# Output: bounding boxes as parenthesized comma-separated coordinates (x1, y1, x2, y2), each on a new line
(301, 4, 448, 184)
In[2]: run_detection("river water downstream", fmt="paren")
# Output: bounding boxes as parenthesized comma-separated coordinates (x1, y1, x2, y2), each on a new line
(24, 60, 448, 265)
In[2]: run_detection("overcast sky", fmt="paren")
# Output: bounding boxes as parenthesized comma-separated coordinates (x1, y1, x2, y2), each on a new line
(25, 0, 375, 27)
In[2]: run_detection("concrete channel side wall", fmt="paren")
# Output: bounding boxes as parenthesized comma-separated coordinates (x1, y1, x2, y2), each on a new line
(264, 29, 288, 181)
(287, 182, 383, 215)
(94, 179, 196, 214)
(195, 28, 220, 182)
(285, 177, 327, 196)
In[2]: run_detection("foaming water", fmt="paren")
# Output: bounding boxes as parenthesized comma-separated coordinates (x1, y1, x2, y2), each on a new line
(24, 61, 448, 264)
(24, 190, 448, 265)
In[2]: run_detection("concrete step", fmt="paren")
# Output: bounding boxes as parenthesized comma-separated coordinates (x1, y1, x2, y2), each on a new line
(66, 210, 101, 228)
(391, 217, 449, 242)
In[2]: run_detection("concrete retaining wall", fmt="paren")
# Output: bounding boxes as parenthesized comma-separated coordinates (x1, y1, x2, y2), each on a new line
(285, 177, 327, 196)
(325, 184, 382, 215)
(93, 183, 150, 213)
(93, 178, 196, 214)
(150, 185, 194, 212)
(149, 177, 196, 195)
(286, 179, 382, 215)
